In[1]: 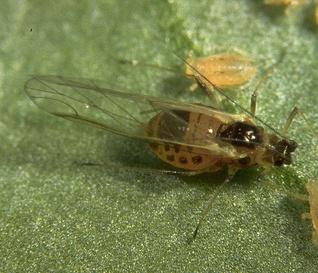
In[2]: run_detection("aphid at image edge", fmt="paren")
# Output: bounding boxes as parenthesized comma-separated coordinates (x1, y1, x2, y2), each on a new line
(24, 57, 300, 238)
(184, 53, 257, 90)
(264, 0, 305, 7)
(315, 2, 318, 25)
(302, 181, 318, 245)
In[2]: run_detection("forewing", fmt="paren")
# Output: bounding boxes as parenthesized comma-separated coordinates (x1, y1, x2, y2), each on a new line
(24, 75, 240, 158)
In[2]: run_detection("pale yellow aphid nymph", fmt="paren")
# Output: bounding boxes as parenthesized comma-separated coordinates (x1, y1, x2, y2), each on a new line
(184, 54, 257, 89)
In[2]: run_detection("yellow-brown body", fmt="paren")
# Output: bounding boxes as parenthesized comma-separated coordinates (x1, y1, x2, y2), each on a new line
(24, 75, 298, 176)
(147, 109, 269, 172)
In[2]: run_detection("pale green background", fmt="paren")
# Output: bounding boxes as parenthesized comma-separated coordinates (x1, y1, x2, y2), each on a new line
(1, 0, 318, 272)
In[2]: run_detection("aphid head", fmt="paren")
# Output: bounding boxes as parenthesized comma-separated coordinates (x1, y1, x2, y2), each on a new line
(272, 138, 298, 166)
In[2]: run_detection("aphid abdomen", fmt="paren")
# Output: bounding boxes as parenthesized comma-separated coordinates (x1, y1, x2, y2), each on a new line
(149, 143, 221, 171)
(185, 54, 257, 89)
(146, 110, 228, 171)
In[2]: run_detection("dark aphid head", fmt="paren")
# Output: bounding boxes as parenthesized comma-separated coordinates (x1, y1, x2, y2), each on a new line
(272, 138, 298, 166)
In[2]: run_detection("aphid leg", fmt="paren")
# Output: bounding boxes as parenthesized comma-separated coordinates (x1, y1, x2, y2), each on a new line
(250, 88, 258, 117)
(282, 107, 318, 137)
(191, 76, 223, 108)
(282, 106, 298, 134)
(78, 161, 209, 176)
(250, 51, 286, 116)
(199, 86, 222, 108)
(188, 168, 237, 243)
(152, 168, 214, 176)
(171, 169, 219, 176)
(250, 72, 272, 116)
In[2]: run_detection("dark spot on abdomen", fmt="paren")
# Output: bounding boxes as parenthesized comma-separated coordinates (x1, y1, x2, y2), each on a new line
(192, 155, 203, 165)
(179, 156, 188, 164)
(173, 144, 181, 153)
(166, 154, 175, 162)
(149, 142, 159, 150)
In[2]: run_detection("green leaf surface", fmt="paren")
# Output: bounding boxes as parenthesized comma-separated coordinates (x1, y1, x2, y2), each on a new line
(1, 0, 318, 272)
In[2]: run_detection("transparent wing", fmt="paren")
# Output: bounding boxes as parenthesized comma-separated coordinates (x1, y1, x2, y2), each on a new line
(24, 75, 242, 158)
